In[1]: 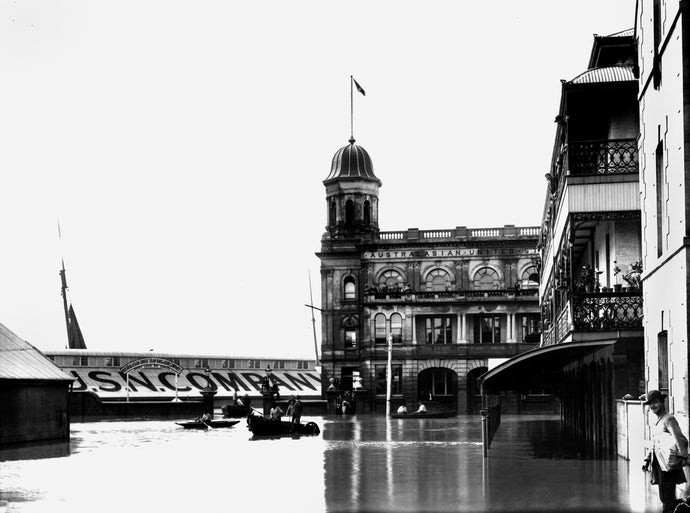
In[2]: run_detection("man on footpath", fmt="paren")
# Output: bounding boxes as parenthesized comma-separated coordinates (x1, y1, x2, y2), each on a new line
(642, 390, 689, 513)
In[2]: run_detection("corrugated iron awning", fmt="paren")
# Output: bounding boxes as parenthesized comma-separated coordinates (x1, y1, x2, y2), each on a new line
(0, 323, 73, 381)
(479, 339, 617, 394)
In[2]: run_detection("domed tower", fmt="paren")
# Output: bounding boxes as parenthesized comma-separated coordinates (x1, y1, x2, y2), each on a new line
(323, 137, 382, 240)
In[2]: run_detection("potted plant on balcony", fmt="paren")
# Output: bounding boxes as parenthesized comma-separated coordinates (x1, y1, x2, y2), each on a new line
(613, 261, 622, 292)
(623, 260, 643, 291)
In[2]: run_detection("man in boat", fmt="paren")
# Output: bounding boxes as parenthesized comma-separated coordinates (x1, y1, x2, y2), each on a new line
(196, 412, 212, 423)
(269, 402, 283, 421)
(290, 396, 303, 432)
(415, 401, 427, 414)
(396, 403, 408, 414)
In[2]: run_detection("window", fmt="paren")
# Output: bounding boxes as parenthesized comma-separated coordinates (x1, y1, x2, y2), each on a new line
(473, 267, 500, 290)
(248, 359, 261, 369)
(375, 364, 402, 395)
(345, 199, 354, 226)
(425, 316, 453, 344)
(426, 268, 451, 292)
(273, 361, 285, 370)
(390, 313, 403, 344)
(72, 356, 88, 366)
(329, 201, 336, 226)
(345, 328, 357, 348)
(378, 270, 403, 292)
(47, 355, 55, 361)
(521, 314, 541, 342)
(105, 356, 121, 367)
(221, 359, 235, 369)
(171, 358, 181, 366)
(656, 138, 665, 257)
(653, 0, 662, 89)
(474, 315, 501, 343)
(658, 331, 669, 392)
(344, 277, 356, 300)
(374, 313, 387, 344)
(194, 358, 210, 369)
(297, 360, 310, 370)
(520, 266, 539, 289)
(363, 200, 371, 225)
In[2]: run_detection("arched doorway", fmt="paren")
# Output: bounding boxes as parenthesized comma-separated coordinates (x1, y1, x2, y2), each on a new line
(466, 366, 488, 414)
(417, 367, 457, 408)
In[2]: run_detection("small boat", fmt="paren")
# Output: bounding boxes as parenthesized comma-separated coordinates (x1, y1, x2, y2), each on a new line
(246, 412, 320, 437)
(392, 401, 457, 419)
(391, 410, 457, 419)
(176, 419, 240, 430)
(221, 404, 251, 418)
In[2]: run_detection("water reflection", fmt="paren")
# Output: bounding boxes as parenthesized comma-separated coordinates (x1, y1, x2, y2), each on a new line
(0, 415, 658, 513)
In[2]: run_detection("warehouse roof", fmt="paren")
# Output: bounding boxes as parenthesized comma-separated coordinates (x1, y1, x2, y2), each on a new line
(0, 323, 73, 381)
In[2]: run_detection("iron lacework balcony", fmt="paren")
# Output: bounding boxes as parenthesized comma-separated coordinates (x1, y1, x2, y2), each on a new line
(363, 288, 539, 304)
(566, 139, 639, 176)
(572, 291, 643, 330)
(542, 290, 643, 346)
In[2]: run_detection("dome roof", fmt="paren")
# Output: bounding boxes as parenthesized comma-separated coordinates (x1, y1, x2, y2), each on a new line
(324, 138, 381, 185)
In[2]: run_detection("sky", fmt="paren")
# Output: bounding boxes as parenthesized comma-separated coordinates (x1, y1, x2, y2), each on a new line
(0, 0, 636, 359)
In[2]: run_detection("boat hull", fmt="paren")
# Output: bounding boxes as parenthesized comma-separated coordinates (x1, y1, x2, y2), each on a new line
(391, 410, 457, 419)
(246, 413, 320, 437)
(176, 419, 240, 430)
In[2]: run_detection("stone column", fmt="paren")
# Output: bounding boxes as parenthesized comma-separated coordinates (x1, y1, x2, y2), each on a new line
(411, 315, 417, 345)
(507, 313, 517, 344)
(459, 313, 469, 344)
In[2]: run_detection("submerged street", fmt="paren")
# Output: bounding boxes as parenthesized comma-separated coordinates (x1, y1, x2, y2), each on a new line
(0, 414, 659, 513)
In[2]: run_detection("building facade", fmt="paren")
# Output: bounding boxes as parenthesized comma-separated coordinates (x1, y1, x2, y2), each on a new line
(637, 0, 690, 435)
(318, 140, 543, 413)
(481, 29, 644, 457)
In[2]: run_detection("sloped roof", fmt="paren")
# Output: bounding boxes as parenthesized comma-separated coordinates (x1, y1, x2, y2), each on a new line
(602, 28, 634, 38)
(0, 323, 73, 381)
(569, 66, 636, 85)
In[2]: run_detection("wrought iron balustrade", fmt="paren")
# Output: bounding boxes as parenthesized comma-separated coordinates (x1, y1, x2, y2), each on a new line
(572, 292, 643, 330)
(567, 139, 638, 175)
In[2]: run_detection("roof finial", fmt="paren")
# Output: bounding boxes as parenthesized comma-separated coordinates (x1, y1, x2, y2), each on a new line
(348, 137, 356, 145)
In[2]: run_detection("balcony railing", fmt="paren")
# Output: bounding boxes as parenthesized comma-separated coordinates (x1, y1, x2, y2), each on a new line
(572, 291, 643, 330)
(363, 288, 539, 303)
(567, 139, 638, 176)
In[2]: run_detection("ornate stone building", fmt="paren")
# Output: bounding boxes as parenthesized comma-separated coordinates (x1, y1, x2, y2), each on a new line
(318, 138, 542, 413)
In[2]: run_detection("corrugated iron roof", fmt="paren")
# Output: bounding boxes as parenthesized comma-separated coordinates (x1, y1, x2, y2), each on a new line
(0, 323, 73, 381)
(569, 66, 636, 85)
(603, 28, 634, 38)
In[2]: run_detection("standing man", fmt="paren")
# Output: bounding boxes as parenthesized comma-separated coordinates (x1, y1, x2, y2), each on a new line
(291, 395, 303, 432)
(643, 390, 689, 513)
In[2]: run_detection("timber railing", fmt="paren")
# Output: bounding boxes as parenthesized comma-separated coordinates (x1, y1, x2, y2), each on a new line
(481, 395, 502, 457)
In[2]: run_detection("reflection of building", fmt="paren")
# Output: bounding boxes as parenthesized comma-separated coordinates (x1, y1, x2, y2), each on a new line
(636, 2, 690, 434)
(318, 139, 543, 413)
(0, 323, 73, 444)
(481, 29, 643, 456)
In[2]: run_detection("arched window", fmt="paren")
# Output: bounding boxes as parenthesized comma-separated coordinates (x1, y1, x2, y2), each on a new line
(390, 313, 402, 344)
(344, 277, 356, 300)
(329, 201, 336, 226)
(374, 314, 387, 345)
(363, 200, 371, 225)
(345, 200, 354, 226)
(473, 267, 500, 290)
(378, 270, 403, 292)
(425, 268, 451, 291)
(520, 266, 539, 288)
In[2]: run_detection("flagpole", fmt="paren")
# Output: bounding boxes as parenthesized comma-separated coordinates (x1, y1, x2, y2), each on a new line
(350, 75, 354, 140)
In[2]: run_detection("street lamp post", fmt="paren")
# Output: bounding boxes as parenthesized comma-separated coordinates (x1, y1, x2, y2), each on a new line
(385, 333, 393, 416)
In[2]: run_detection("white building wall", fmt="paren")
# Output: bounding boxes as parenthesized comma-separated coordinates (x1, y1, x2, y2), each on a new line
(638, 0, 690, 434)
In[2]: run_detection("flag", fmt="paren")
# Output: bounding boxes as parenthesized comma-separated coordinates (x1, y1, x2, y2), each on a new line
(353, 78, 366, 96)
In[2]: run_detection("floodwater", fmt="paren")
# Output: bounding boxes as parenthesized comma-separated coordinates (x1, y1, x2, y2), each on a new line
(0, 414, 661, 513)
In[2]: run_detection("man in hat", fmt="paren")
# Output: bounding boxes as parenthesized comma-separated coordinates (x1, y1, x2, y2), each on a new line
(642, 390, 689, 513)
